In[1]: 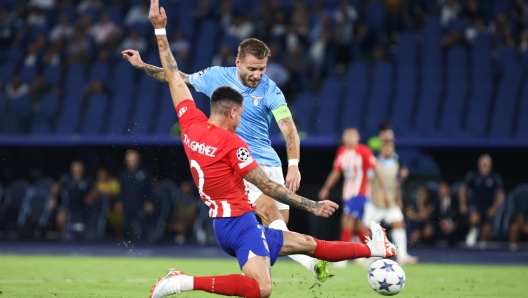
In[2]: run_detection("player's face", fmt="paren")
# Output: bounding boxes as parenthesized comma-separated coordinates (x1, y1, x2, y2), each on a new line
(342, 129, 359, 147)
(71, 162, 84, 181)
(478, 156, 492, 175)
(236, 54, 268, 88)
(381, 142, 394, 158)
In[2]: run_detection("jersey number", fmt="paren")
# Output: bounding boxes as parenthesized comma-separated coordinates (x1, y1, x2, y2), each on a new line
(190, 160, 232, 217)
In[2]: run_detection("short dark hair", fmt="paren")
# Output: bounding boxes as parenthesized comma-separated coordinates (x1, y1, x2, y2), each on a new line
(211, 86, 243, 116)
(238, 38, 271, 60)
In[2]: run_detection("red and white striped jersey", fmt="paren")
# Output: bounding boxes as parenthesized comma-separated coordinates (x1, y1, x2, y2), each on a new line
(177, 100, 258, 218)
(332, 144, 376, 200)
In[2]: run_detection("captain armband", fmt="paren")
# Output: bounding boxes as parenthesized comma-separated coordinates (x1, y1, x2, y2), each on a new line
(272, 105, 292, 122)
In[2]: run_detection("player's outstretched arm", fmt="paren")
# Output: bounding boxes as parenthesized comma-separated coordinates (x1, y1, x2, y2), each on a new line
(121, 49, 194, 88)
(244, 166, 338, 217)
(318, 169, 341, 200)
(277, 116, 301, 193)
(149, 0, 192, 107)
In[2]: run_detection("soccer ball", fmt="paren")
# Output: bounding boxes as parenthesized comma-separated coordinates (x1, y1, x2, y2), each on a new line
(368, 259, 406, 296)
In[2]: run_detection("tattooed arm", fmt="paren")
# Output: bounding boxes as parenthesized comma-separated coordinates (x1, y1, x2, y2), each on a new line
(149, 1, 192, 107)
(244, 166, 338, 217)
(277, 116, 301, 192)
(121, 49, 194, 88)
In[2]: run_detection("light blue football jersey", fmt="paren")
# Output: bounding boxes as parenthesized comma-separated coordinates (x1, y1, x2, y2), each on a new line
(188, 66, 286, 166)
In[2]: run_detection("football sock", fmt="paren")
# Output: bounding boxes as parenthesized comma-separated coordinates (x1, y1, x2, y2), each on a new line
(340, 229, 353, 242)
(311, 237, 371, 261)
(391, 229, 408, 257)
(358, 228, 369, 244)
(193, 275, 261, 297)
(269, 219, 318, 275)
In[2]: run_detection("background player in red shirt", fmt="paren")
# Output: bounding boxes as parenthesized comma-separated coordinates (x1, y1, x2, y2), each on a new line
(319, 128, 390, 260)
(146, 2, 396, 297)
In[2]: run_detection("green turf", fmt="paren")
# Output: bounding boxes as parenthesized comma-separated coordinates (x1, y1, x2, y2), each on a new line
(0, 255, 526, 297)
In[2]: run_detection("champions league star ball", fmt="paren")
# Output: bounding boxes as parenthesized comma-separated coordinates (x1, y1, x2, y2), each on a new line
(368, 259, 406, 296)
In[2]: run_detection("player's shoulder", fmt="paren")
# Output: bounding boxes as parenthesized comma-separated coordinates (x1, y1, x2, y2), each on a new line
(357, 143, 373, 154)
(192, 66, 232, 78)
(261, 75, 283, 96)
(336, 145, 347, 155)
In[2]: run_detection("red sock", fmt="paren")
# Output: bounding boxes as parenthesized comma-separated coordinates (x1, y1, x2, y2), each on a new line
(194, 274, 260, 297)
(340, 229, 353, 242)
(357, 228, 369, 244)
(311, 237, 372, 261)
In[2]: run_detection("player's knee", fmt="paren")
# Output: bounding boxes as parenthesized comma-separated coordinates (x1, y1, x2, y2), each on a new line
(259, 282, 272, 297)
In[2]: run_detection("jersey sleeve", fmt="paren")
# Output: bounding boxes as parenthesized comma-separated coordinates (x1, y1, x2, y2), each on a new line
(225, 135, 259, 177)
(176, 100, 208, 131)
(332, 147, 344, 171)
(188, 67, 221, 96)
(266, 84, 288, 113)
(361, 145, 377, 169)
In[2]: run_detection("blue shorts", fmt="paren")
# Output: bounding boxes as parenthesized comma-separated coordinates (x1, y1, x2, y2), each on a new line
(343, 195, 368, 219)
(213, 212, 284, 269)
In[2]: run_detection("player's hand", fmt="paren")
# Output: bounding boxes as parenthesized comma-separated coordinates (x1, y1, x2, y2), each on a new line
(313, 200, 339, 218)
(122, 49, 144, 68)
(318, 188, 329, 201)
(149, 0, 167, 29)
(285, 165, 301, 193)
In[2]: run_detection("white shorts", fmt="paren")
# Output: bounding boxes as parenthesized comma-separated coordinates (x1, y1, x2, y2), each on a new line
(245, 165, 290, 211)
(362, 201, 404, 225)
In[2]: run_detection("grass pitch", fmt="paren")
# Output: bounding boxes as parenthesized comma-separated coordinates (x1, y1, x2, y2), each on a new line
(0, 255, 526, 297)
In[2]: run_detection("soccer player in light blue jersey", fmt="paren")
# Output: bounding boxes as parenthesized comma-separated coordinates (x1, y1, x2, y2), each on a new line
(123, 38, 331, 281)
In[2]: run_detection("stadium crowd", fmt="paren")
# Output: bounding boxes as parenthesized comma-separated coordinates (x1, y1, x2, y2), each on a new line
(2, 0, 528, 134)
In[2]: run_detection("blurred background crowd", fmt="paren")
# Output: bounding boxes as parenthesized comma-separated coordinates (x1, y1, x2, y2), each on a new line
(0, 0, 527, 250)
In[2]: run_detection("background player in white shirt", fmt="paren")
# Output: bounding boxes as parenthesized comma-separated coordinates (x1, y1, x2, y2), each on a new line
(364, 142, 418, 264)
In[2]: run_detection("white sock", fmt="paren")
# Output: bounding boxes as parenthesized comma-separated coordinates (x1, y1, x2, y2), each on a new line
(391, 229, 408, 258)
(180, 276, 194, 292)
(268, 220, 317, 275)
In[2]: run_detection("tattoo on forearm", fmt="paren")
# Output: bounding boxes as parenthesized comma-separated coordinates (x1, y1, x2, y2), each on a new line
(139, 65, 168, 83)
(245, 167, 319, 213)
(278, 117, 300, 160)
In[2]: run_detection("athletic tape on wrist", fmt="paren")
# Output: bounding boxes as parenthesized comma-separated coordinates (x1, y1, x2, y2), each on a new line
(288, 159, 299, 166)
(154, 28, 166, 35)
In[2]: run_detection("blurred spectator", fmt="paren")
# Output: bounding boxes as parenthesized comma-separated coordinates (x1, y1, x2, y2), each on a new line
(282, 43, 309, 98)
(29, 74, 52, 106)
(82, 78, 109, 103)
(76, 0, 103, 14)
(50, 161, 95, 239)
(211, 44, 236, 67)
(270, 12, 288, 40)
(463, 0, 483, 25)
(169, 30, 191, 57)
(88, 12, 121, 45)
(406, 185, 436, 245)
(441, 28, 463, 49)
(29, 0, 57, 10)
(193, 0, 214, 21)
(465, 18, 488, 43)
(119, 29, 147, 53)
(334, 0, 359, 70)
(384, 0, 405, 44)
(217, 0, 234, 31)
(168, 181, 201, 244)
(251, 1, 273, 40)
(521, 29, 528, 52)
(509, 188, 528, 251)
(0, 9, 16, 50)
(23, 43, 40, 68)
(227, 16, 254, 41)
(285, 24, 301, 54)
(124, 1, 149, 27)
(67, 29, 92, 64)
(49, 13, 74, 42)
(440, 0, 461, 27)
(119, 150, 152, 240)
(436, 182, 463, 246)
(41, 40, 64, 66)
(93, 167, 123, 241)
(491, 13, 514, 49)
(459, 154, 504, 248)
(308, 29, 330, 87)
(291, 0, 310, 37)
(26, 6, 48, 27)
(510, 0, 528, 34)
(5, 74, 30, 100)
(266, 44, 290, 88)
